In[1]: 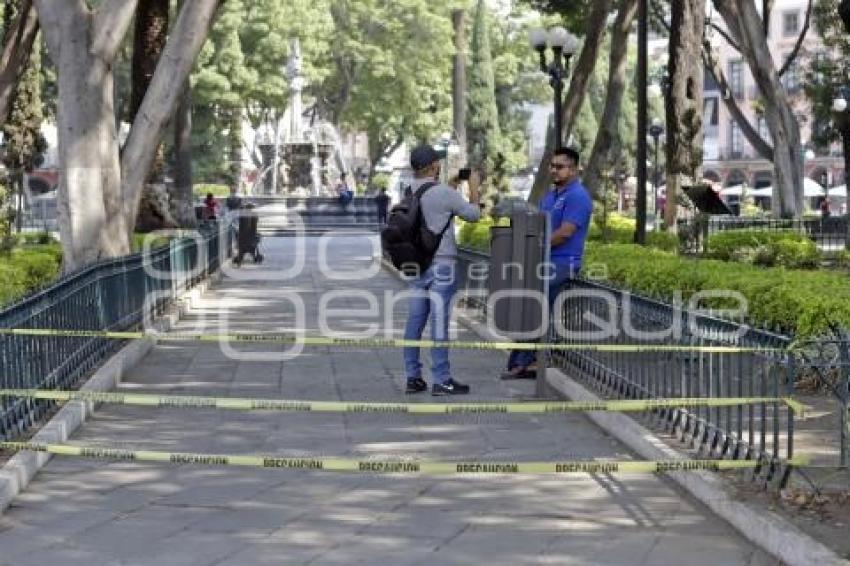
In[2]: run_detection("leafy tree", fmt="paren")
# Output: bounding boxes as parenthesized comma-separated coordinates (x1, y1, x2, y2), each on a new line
(582, 0, 638, 200)
(188, 0, 332, 182)
(556, 34, 662, 183)
(526, 0, 615, 203)
(1, 0, 45, 239)
(707, 0, 811, 216)
(467, 0, 505, 195)
(191, 0, 254, 184)
(240, 0, 332, 127)
(489, 7, 552, 173)
(520, 0, 595, 33)
(311, 0, 453, 181)
(35, 0, 220, 271)
(0, 0, 38, 131)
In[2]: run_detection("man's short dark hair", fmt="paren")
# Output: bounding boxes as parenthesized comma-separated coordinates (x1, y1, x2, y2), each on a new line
(553, 147, 580, 165)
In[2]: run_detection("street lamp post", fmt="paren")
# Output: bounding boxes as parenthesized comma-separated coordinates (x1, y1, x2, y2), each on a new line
(648, 118, 663, 230)
(617, 171, 627, 213)
(635, 0, 648, 244)
(439, 133, 451, 184)
(834, 96, 849, 205)
(529, 27, 579, 150)
(802, 146, 815, 213)
(436, 132, 460, 184)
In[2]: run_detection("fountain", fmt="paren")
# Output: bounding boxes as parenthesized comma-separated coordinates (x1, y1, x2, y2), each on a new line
(251, 40, 343, 196)
(250, 39, 379, 232)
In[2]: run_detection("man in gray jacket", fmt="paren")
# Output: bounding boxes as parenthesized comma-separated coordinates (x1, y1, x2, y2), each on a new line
(403, 145, 481, 395)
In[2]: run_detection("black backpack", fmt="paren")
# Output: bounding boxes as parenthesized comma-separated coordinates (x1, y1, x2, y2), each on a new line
(381, 182, 452, 277)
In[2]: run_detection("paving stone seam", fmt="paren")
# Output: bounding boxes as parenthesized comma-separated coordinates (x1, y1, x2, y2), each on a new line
(453, 307, 848, 566)
(0, 274, 222, 516)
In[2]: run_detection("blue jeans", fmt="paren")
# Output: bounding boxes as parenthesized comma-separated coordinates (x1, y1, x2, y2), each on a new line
(507, 263, 577, 370)
(403, 262, 457, 384)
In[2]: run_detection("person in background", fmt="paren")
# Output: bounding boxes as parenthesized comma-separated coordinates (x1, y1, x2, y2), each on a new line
(225, 185, 243, 213)
(202, 192, 220, 221)
(336, 173, 353, 207)
(375, 187, 390, 224)
(223, 186, 243, 250)
(502, 147, 593, 380)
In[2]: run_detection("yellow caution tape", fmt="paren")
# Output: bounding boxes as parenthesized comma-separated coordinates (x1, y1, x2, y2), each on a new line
(0, 389, 800, 415)
(0, 327, 782, 354)
(0, 441, 809, 474)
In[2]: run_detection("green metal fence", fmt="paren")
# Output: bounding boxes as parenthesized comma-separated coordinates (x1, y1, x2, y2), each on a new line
(0, 225, 230, 440)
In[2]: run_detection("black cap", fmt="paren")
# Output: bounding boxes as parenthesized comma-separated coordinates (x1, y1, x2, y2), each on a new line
(410, 144, 441, 170)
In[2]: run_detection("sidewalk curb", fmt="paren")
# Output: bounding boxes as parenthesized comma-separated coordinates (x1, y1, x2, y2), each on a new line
(0, 271, 222, 515)
(456, 311, 848, 566)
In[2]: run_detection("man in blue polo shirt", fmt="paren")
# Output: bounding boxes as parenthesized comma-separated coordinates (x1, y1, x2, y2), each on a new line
(502, 146, 593, 379)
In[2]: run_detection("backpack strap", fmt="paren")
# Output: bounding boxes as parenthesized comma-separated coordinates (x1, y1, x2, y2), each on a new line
(414, 180, 454, 238)
(438, 213, 454, 236)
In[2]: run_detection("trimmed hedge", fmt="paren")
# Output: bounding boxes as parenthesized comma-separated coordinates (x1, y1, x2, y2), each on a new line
(193, 183, 230, 199)
(584, 244, 850, 338)
(0, 232, 172, 307)
(0, 264, 27, 304)
(589, 213, 679, 251)
(131, 233, 172, 252)
(457, 216, 850, 337)
(457, 216, 510, 252)
(15, 231, 55, 246)
(458, 212, 678, 252)
(705, 229, 820, 269)
(0, 243, 62, 305)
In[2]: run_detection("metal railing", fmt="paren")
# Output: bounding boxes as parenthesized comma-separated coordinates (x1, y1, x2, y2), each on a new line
(0, 224, 230, 441)
(794, 339, 850, 468)
(678, 216, 850, 256)
(456, 247, 796, 482)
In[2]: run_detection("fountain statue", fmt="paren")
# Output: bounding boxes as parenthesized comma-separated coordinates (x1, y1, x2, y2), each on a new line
(254, 39, 351, 196)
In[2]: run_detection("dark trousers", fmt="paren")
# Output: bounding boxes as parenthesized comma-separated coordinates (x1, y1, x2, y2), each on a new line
(506, 263, 577, 370)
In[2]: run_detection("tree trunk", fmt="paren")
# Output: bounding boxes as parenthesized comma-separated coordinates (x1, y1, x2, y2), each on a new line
(120, 0, 220, 234)
(35, 0, 217, 269)
(172, 79, 195, 227)
(714, 0, 802, 217)
(36, 1, 136, 272)
(131, 0, 170, 231)
(582, 0, 638, 200)
(664, 0, 704, 231)
(54, 38, 129, 270)
(131, 0, 169, 119)
(452, 9, 467, 165)
(528, 0, 614, 204)
(701, 42, 773, 160)
(0, 0, 37, 127)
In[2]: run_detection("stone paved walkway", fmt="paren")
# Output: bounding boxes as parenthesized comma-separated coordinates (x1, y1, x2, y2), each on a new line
(0, 235, 776, 565)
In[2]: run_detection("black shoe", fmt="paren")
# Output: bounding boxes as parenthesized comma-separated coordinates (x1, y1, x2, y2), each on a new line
(500, 369, 536, 380)
(406, 377, 428, 394)
(431, 378, 470, 396)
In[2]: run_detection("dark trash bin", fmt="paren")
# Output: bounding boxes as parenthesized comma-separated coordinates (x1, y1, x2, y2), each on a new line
(234, 209, 263, 266)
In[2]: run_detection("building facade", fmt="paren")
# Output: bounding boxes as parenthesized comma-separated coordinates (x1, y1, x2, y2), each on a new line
(702, 0, 844, 192)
